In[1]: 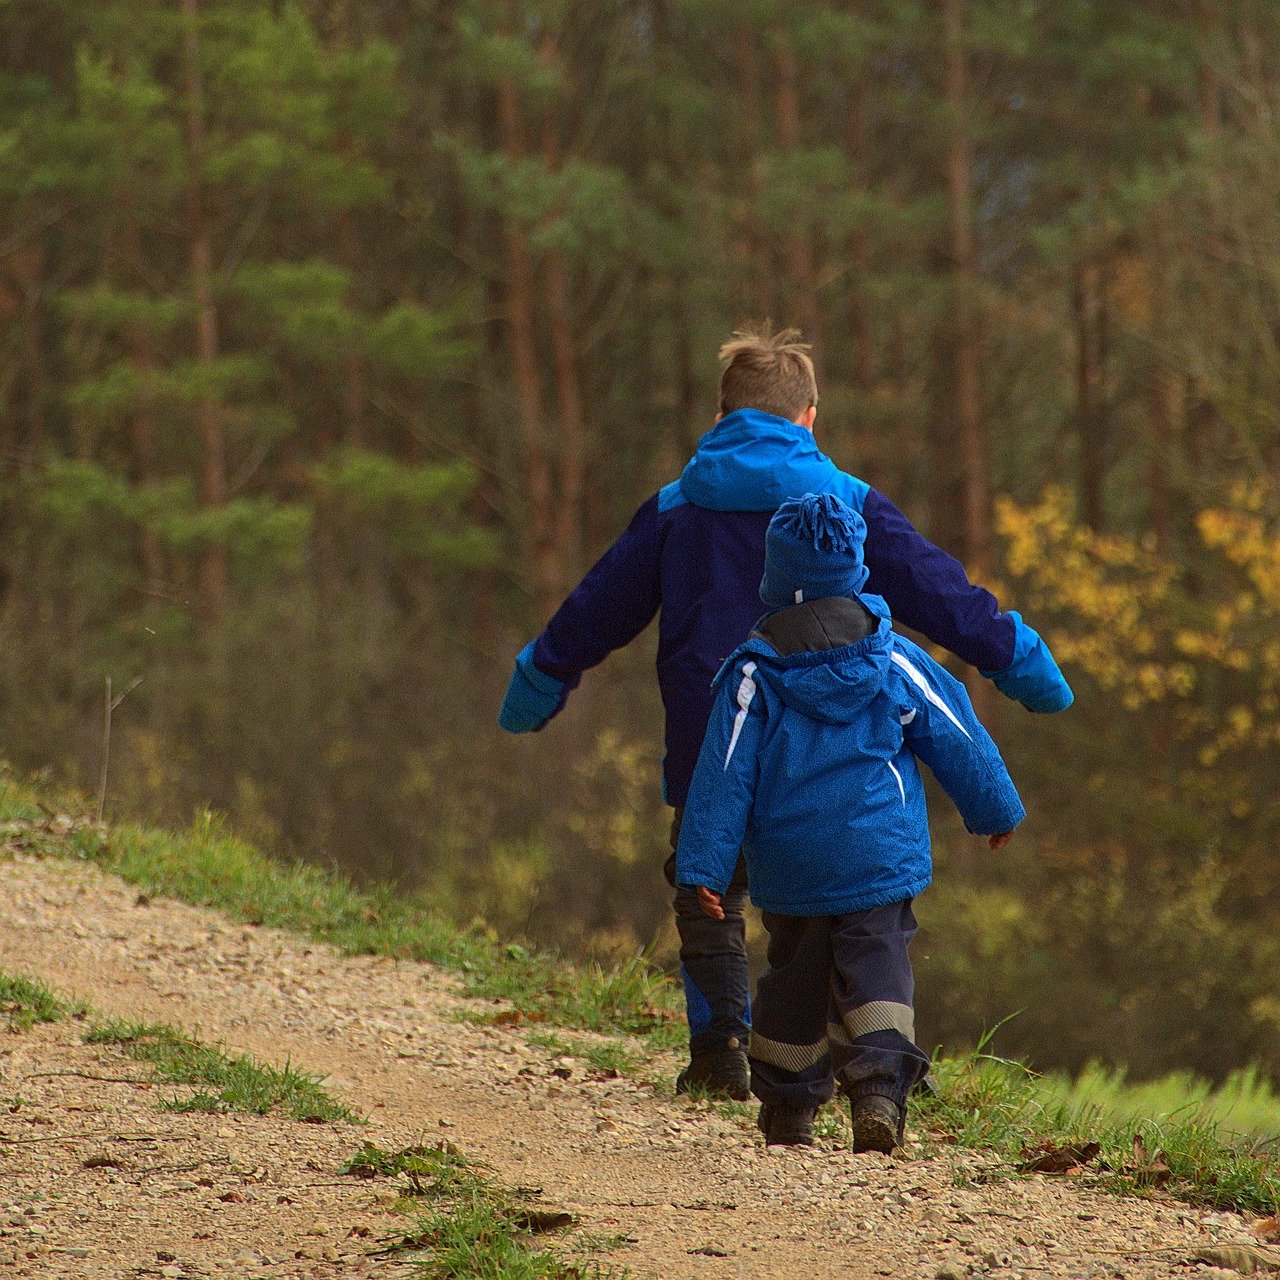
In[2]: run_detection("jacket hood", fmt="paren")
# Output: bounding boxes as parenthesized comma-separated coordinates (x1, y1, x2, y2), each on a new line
(680, 409, 851, 513)
(739, 593, 894, 725)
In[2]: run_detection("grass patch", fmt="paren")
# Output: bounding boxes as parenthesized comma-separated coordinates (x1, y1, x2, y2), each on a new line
(0, 971, 84, 1032)
(342, 1141, 481, 1198)
(526, 1031, 647, 1079)
(86, 1018, 357, 1123)
(0, 778, 681, 1046)
(342, 1143, 620, 1279)
(1040, 1062, 1280, 1141)
(918, 1051, 1280, 1215)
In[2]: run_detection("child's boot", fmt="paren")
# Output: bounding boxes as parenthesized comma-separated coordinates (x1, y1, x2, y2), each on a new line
(757, 1102, 817, 1146)
(850, 1093, 902, 1154)
(675, 1042, 751, 1101)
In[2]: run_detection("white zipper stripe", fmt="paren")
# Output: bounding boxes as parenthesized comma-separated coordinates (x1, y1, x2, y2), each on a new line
(890, 651, 972, 740)
(724, 662, 758, 768)
(886, 759, 906, 805)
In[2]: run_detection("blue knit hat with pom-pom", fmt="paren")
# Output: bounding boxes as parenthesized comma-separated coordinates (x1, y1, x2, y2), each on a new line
(760, 492, 869, 608)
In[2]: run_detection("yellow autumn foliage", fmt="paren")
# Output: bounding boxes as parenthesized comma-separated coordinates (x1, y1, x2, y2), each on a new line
(996, 484, 1280, 766)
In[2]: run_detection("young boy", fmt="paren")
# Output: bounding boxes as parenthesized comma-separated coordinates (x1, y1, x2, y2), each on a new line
(499, 326, 1065, 1101)
(675, 493, 1024, 1151)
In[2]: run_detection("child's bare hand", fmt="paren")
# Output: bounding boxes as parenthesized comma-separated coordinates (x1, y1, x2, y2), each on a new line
(989, 831, 1014, 851)
(697, 886, 725, 920)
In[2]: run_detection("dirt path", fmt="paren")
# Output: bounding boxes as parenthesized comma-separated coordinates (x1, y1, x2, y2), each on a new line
(0, 853, 1259, 1280)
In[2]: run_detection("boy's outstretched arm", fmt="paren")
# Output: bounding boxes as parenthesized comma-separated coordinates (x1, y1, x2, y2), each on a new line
(499, 497, 662, 732)
(674, 658, 764, 899)
(860, 490, 1073, 714)
(892, 637, 1027, 837)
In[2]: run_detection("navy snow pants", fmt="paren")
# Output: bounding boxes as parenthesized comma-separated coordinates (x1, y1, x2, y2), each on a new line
(665, 810, 751, 1054)
(749, 900, 930, 1110)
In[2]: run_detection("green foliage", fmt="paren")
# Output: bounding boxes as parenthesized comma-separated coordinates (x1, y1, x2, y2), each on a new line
(0, 780, 681, 1042)
(525, 1032, 645, 1080)
(920, 1051, 1280, 1216)
(403, 1196, 589, 1280)
(341, 1142, 481, 1198)
(341, 1137, 612, 1278)
(0, 971, 84, 1031)
(313, 449, 497, 567)
(367, 304, 475, 381)
(87, 1017, 357, 1122)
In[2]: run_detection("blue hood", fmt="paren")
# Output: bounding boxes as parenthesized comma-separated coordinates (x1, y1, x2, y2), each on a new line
(679, 409, 869, 514)
(743, 594, 893, 725)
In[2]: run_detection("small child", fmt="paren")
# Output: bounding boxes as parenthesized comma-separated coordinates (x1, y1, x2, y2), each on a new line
(675, 493, 1024, 1152)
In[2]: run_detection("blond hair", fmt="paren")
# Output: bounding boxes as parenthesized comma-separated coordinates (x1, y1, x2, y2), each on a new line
(717, 323, 818, 421)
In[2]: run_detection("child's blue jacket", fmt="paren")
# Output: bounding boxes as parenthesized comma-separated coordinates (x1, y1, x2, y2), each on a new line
(522, 408, 1071, 806)
(675, 593, 1025, 916)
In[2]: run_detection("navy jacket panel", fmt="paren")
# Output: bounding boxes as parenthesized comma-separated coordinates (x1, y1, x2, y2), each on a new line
(533, 494, 664, 690)
(861, 489, 1015, 673)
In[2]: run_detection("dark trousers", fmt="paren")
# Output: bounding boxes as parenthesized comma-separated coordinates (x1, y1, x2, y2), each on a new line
(749, 900, 930, 1111)
(665, 809, 751, 1054)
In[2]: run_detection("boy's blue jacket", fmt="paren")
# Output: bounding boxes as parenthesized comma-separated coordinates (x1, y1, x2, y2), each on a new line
(675, 594, 1026, 916)
(510, 408, 1072, 806)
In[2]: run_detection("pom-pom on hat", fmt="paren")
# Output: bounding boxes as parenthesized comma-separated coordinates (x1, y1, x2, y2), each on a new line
(760, 492, 869, 608)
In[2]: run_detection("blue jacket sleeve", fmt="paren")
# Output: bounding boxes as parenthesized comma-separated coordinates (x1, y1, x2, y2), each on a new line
(892, 638, 1026, 836)
(674, 659, 764, 894)
(529, 494, 663, 687)
(861, 489, 1073, 714)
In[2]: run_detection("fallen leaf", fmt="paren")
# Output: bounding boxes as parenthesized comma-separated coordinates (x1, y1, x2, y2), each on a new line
(1128, 1133, 1172, 1187)
(1193, 1245, 1280, 1274)
(510, 1208, 576, 1234)
(1254, 1220, 1280, 1245)
(1018, 1139, 1101, 1175)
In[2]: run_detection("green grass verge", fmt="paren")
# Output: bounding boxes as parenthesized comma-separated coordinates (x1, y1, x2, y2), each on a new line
(1041, 1061, 1280, 1141)
(85, 1018, 357, 1122)
(0, 970, 85, 1031)
(0, 961, 356, 1123)
(0, 778, 682, 1047)
(525, 1030, 647, 1080)
(919, 1052, 1280, 1215)
(343, 1142, 623, 1279)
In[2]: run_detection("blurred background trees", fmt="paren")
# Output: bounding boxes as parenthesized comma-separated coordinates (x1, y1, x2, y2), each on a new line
(3, 0, 1280, 1081)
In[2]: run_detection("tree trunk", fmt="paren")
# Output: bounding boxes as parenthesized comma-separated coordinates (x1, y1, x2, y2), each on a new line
(8, 236, 49, 463)
(1148, 356, 1175, 558)
(339, 216, 368, 451)
(845, 54, 878, 487)
(1074, 257, 1107, 531)
(540, 33, 587, 581)
(1196, 0, 1222, 136)
(942, 0, 994, 727)
(180, 0, 230, 618)
(943, 0, 991, 581)
(119, 213, 166, 599)
(733, 21, 772, 321)
(927, 286, 966, 557)
(494, 21, 558, 619)
(772, 31, 822, 365)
